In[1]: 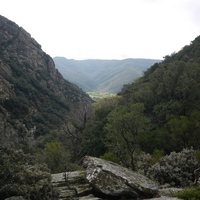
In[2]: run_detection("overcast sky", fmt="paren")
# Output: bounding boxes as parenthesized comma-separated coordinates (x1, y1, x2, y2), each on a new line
(1, 0, 200, 60)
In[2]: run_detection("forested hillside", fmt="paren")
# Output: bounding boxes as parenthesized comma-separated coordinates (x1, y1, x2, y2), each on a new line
(82, 35, 200, 170)
(118, 35, 200, 153)
(0, 15, 93, 198)
(0, 15, 92, 146)
(53, 57, 160, 93)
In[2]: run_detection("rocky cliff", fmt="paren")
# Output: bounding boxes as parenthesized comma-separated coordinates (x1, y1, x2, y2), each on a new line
(0, 15, 92, 146)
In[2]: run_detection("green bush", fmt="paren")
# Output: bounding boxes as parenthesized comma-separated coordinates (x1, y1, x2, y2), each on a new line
(0, 146, 59, 199)
(195, 150, 200, 163)
(146, 148, 199, 187)
(100, 152, 121, 164)
(172, 185, 200, 200)
(151, 149, 164, 164)
(44, 142, 81, 173)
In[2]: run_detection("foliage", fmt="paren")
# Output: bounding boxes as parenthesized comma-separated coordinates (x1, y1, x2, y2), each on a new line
(44, 142, 81, 173)
(83, 120, 107, 157)
(61, 101, 93, 162)
(87, 91, 116, 101)
(172, 185, 200, 200)
(100, 152, 121, 164)
(83, 96, 120, 157)
(146, 148, 199, 187)
(0, 146, 59, 199)
(195, 150, 200, 163)
(119, 36, 200, 153)
(137, 128, 171, 154)
(2, 18, 200, 182)
(0, 63, 68, 136)
(151, 149, 164, 163)
(105, 103, 150, 170)
(168, 115, 192, 149)
(131, 150, 152, 174)
(0, 48, 91, 149)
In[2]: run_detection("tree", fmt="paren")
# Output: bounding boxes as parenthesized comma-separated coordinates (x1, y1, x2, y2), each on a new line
(189, 110, 200, 149)
(83, 96, 121, 157)
(62, 101, 92, 162)
(168, 115, 192, 150)
(44, 142, 79, 173)
(168, 110, 200, 151)
(105, 103, 150, 170)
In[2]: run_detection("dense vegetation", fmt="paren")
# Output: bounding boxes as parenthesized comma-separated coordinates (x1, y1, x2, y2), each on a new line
(0, 146, 59, 199)
(81, 36, 199, 152)
(172, 185, 200, 200)
(0, 15, 92, 199)
(81, 36, 200, 189)
(1, 15, 200, 198)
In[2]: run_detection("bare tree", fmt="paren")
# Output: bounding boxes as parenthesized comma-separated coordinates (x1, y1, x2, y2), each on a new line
(62, 101, 92, 162)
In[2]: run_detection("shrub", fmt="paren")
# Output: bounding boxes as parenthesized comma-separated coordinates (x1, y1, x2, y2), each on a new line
(44, 142, 81, 173)
(172, 185, 200, 200)
(101, 150, 152, 175)
(132, 150, 152, 174)
(151, 149, 164, 164)
(146, 148, 199, 187)
(0, 146, 59, 199)
(100, 152, 121, 164)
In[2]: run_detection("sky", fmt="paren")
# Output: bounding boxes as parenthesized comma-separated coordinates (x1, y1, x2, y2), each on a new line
(0, 0, 200, 60)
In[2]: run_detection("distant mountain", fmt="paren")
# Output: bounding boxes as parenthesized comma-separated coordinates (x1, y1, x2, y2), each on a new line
(53, 57, 161, 93)
(0, 15, 92, 146)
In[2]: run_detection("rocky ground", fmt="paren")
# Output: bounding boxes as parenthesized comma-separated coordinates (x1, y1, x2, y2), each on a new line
(51, 156, 183, 200)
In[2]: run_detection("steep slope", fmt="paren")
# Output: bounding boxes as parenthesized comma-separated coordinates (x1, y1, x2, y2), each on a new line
(53, 57, 161, 93)
(0, 15, 92, 146)
(119, 35, 200, 152)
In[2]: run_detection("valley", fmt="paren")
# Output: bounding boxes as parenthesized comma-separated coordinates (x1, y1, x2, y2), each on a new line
(53, 57, 161, 96)
(1, 14, 200, 200)
(86, 91, 116, 101)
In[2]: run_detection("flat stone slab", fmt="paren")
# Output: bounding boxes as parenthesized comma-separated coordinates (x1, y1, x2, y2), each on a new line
(52, 171, 92, 199)
(144, 196, 183, 200)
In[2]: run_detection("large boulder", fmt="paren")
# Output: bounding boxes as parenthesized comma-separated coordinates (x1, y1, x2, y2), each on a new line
(83, 156, 159, 198)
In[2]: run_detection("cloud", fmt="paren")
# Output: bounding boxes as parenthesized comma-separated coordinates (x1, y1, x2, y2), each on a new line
(0, 0, 199, 59)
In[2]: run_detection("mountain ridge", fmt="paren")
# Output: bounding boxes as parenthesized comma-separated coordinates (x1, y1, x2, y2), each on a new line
(0, 15, 92, 146)
(53, 57, 161, 93)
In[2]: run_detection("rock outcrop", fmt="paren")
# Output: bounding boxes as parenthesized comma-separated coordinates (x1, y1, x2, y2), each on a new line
(5, 197, 25, 200)
(52, 156, 161, 199)
(51, 156, 185, 200)
(52, 171, 93, 199)
(83, 156, 159, 199)
(0, 15, 92, 145)
(0, 15, 91, 103)
(145, 197, 182, 200)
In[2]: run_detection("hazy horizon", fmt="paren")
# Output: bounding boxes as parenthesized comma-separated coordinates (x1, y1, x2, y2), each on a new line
(1, 0, 200, 60)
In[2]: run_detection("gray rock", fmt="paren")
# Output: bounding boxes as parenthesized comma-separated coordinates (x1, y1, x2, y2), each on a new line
(194, 167, 200, 184)
(144, 196, 183, 200)
(0, 15, 92, 146)
(83, 156, 159, 198)
(5, 197, 25, 200)
(52, 171, 93, 199)
(79, 194, 103, 200)
(158, 188, 183, 196)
